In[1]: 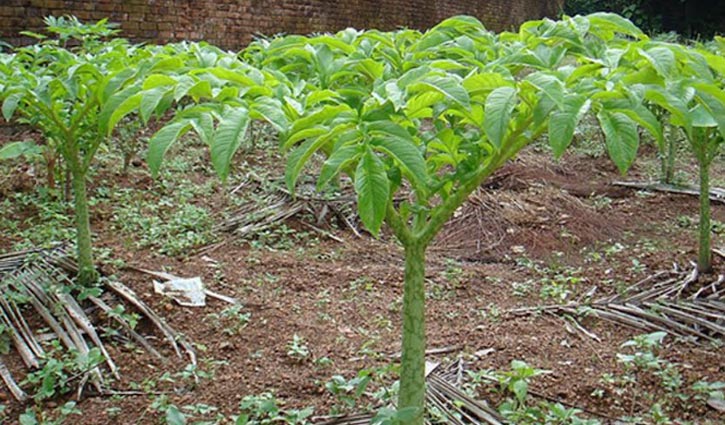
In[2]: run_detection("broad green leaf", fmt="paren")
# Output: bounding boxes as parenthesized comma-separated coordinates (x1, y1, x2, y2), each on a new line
(0, 141, 42, 160)
(285, 128, 345, 191)
(463, 73, 512, 98)
(597, 111, 639, 174)
(283, 127, 328, 151)
(355, 149, 390, 236)
(317, 144, 362, 190)
(142, 74, 178, 90)
(165, 406, 187, 425)
(2, 92, 22, 121)
(484, 86, 517, 149)
(548, 96, 590, 157)
(140, 86, 169, 123)
(289, 104, 351, 137)
(587, 12, 645, 39)
(689, 104, 717, 128)
(251, 97, 289, 132)
(101, 68, 137, 103)
(189, 112, 215, 146)
(147, 120, 193, 177)
(644, 87, 691, 135)
(99, 84, 142, 135)
(638, 46, 676, 79)
(211, 107, 250, 181)
(205, 67, 258, 87)
(612, 104, 664, 151)
(151, 56, 185, 72)
(526, 73, 564, 108)
(367, 121, 428, 192)
(693, 83, 725, 140)
(409, 75, 470, 108)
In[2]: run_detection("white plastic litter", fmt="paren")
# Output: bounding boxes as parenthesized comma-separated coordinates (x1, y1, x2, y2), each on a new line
(153, 277, 206, 307)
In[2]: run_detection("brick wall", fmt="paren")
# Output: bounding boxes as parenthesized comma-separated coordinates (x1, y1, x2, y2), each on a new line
(1, 0, 565, 50)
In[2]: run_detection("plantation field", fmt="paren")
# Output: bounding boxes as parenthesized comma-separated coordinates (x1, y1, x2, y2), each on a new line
(0, 12, 724, 425)
(1, 124, 723, 424)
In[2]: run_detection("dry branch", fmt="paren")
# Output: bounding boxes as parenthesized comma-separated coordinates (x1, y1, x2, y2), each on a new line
(612, 181, 725, 204)
(507, 264, 725, 344)
(0, 244, 195, 399)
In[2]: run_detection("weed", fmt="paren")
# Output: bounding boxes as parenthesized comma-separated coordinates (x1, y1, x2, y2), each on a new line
(19, 401, 81, 425)
(206, 304, 251, 335)
(235, 392, 314, 424)
(286, 334, 310, 361)
(22, 342, 104, 401)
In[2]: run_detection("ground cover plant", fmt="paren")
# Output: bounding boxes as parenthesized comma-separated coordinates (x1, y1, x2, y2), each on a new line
(0, 11, 723, 425)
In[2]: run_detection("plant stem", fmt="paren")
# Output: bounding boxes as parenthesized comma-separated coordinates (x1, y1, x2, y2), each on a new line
(398, 240, 427, 424)
(697, 157, 712, 273)
(665, 126, 676, 184)
(70, 159, 98, 285)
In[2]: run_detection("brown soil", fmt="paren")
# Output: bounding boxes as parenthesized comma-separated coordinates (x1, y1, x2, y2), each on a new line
(0, 136, 723, 424)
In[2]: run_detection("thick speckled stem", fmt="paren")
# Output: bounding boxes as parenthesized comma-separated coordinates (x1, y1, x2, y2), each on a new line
(397, 240, 427, 424)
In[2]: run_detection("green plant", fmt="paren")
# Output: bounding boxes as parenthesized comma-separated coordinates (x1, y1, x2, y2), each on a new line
(206, 304, 251, 335)
(286, 334, 310, 361)
(235, 393, 314, 425)
(22, 342, 104, 401)
(18, 401, 81, 425)
(137, 13, 658, 422)
(598, 332, 691, 421)
(0, 17, 150, 284)
(495, 360, 551, 421)
(325, 371, 373, 413)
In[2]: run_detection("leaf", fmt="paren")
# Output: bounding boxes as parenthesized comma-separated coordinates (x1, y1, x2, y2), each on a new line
(2, 92, 22, 121)
(409, 75, 470, 108)
(106, 93, 142, 135)
(367, 121, 428, 193)
(612, 104, 664, 152)
(355, 149, 390, 237)
(597, 111, 639, 174)
(693, 83, 725, 140)
(526, 73, 564, 109)
(285, 129, 341, 192)
(587, 12, 645, 39)
(211, 106, 250, 181)
(289, 104, 351, 138)
(549, 96, 591, 157)
(317, 144, 362, 190)
(463, 73, 512, 98)
(142, 74, 178, 90)
(205, 67, 258, 87)
(190, 112, 215, 146)
(251, 97, 289, 132)
(99, 84, 142, 135)
(140, 86, 169, 123)
(512, 379, 528, 404)
(165, 405, 187, 425)
(283, 127, 328, 151)
(484, 86, 517, 149)
(638, 46, 676, 79)
(0, 141, 42, 160)
(147, 120, 192, 177)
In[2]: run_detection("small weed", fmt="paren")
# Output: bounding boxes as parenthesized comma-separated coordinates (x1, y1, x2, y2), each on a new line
(287, 334, 310, 361)
(234, 392, 314, 424)
(206, 304, 251, 335)
(19, 401, 81, 425)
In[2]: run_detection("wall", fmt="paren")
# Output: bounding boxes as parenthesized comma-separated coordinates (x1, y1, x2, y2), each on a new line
(1, 0, 564, 49)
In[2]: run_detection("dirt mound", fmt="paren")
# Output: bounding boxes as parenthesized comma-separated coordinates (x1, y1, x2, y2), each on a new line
(433, 155, 627, 262)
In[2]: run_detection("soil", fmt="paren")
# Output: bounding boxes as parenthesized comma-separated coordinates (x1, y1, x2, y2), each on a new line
(0, 128, 724, 424)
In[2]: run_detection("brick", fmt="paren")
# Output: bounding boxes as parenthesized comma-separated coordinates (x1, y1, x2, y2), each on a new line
(0, 0, 563, 49)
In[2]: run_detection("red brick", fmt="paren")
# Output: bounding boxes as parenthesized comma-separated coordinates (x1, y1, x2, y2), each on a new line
(0, 0, 563, 49)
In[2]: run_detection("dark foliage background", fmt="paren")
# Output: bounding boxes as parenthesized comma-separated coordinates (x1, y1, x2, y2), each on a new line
(564, 0, 725, 38)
